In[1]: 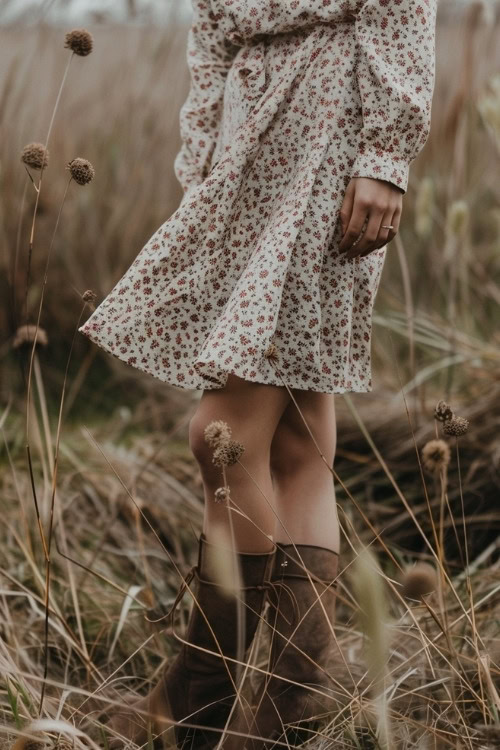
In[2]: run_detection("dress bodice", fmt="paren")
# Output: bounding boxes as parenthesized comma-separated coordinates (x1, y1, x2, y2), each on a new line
(210, 0, 365, 44)
(174, 0, 438, 199)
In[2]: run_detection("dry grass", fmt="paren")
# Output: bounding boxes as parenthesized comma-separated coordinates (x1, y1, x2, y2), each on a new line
(1, 377, 499, 749)
(1, 3, 500, 750)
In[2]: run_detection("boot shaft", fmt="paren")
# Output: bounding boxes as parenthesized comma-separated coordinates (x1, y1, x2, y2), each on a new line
(183, 534, 276, 674)
(164, 535, 277, 749)
(221, 543, 341, 750)
(267, 543, 339, 679)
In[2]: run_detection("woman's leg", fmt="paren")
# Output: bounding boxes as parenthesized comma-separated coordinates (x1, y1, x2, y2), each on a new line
(190, 372, 291, 552)
(105, 374, 291, 745)
(269, 390, 339, 551)
(235, 392, 339, 748)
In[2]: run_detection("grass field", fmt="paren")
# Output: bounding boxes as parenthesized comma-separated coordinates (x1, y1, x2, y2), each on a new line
(1, 4, 499, 749)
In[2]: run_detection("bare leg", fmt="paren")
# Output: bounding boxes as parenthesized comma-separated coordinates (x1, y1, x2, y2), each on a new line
(221, 392, 340, 748)
(269, 390, 339, 552)
(105, 373, 291, 744)
(190, 372, 291, 552)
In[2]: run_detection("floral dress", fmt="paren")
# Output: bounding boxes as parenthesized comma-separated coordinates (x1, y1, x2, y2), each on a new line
(78, 0, 437, 393)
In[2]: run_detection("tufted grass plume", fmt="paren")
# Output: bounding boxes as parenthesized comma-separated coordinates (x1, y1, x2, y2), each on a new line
(477, 72, 500, 153)
(205, 523, 241, 598)
(352, 546, 392, 750)
(12, 323, 49, 349)
(445, 199, 470, 241)
(414, 176, 434, 238)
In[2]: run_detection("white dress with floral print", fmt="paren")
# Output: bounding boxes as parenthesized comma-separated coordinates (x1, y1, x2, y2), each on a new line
(79, 0, 437, 393)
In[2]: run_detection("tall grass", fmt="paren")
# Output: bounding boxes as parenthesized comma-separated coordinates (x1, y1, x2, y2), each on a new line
(0, 4, 499, 750)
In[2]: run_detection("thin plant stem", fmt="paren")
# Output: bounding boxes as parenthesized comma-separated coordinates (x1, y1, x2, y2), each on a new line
(26, 176, 73, 715)
(26, 175, 73, 444)
(455, 437, 484, 718)
(24, 53, 74, 328)
(222, 463, 245, 689)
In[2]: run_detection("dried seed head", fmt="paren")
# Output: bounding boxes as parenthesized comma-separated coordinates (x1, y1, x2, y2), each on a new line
(443, 415, 469, 437)
(204, 419, 232, 448)
(64, 28, 93, 56)
(212, 439, 245, 467)
(12, 324, 49, 349)
(214, 487, 230, 504)
(21, 142, 49, 170)
(67, 157, 95, 185)
(421, 439, 451, 473)
(264, 343, 279, 362)
(401, 562, 437, 600)
(434, 400, 454, 422)
(82, 289, 97, 303)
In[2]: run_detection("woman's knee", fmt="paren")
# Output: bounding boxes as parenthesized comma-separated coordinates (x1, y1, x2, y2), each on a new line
(270, 403, 337, 477)
(188, 410, 270, 480)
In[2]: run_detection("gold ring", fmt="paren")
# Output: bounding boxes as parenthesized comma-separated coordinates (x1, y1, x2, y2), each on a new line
(381, 225, 394, 229)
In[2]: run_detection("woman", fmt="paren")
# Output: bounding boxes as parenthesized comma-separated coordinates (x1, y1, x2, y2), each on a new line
(79, 1, 437, 747)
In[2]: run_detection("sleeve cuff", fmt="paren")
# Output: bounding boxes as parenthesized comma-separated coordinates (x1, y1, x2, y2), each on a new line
(350, 147, 410, 195)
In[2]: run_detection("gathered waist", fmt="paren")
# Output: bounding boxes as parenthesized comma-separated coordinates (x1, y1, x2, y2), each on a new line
(238, 16, 357, 47)
(210, 0, 360, 47)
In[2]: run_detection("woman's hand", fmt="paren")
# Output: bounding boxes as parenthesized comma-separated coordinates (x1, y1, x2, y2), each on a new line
(338, 177, 403, 259)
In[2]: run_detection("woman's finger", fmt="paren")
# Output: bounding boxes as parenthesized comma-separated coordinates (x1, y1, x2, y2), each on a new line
(359, 210, 397, 256)
(338, 180, 355, 237)
(366, 207, 401, 254)
(338, 183, 370, 253)
(339, 210, 369, 253)
(345, 207, 384, 259)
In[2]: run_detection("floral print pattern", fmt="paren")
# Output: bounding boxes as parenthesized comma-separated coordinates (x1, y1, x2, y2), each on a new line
(78, 0, 437, 393)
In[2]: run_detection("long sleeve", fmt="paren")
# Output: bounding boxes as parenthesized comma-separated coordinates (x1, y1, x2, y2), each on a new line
(350, 0, 438, 195)
(174, 0, 239, 196)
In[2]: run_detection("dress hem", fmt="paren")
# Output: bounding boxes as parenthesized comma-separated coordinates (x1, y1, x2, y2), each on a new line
(78, 325, 373, 396)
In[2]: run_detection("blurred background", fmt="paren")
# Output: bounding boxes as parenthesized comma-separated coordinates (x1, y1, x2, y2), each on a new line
(0, 0, 191, 24)
(1, 2, 499, 747)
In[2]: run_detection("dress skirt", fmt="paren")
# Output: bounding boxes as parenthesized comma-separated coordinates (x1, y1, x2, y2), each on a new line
(78, 6, 435, 393)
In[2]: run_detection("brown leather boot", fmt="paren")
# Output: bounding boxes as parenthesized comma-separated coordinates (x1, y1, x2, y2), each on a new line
(235, 542, 340, 749)
(105, 534, 275, 750)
